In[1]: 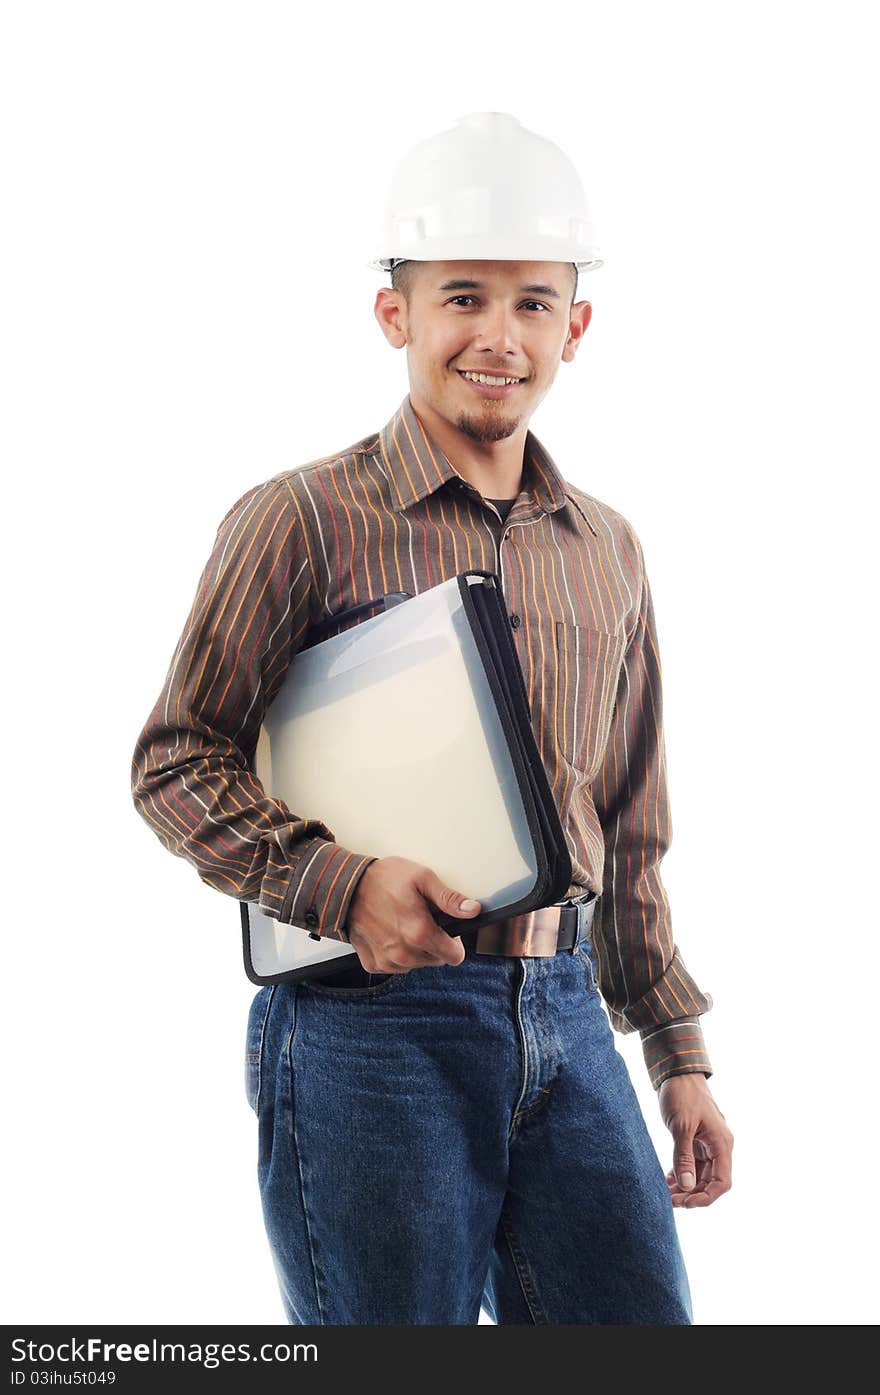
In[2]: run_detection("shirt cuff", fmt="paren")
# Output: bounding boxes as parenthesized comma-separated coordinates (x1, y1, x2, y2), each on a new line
(639, 1017, 714, 1091)
(277, 840, 378, 943)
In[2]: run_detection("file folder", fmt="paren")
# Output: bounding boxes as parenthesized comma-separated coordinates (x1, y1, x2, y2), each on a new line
(240, 570, 572, 984)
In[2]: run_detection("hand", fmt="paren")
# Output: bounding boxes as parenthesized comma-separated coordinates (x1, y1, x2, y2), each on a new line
(658, 1073, 734, 1209)
(345, 856, 482, 973)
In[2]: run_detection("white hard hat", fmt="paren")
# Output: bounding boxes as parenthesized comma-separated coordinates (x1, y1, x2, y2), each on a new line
(368, 111, 602, 275)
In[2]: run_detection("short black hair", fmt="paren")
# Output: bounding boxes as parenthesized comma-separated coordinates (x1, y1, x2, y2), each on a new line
(390, 260, 579, 308)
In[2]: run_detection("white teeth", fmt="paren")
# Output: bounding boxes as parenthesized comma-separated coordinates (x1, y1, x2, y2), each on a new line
(460, 371, 521, 386)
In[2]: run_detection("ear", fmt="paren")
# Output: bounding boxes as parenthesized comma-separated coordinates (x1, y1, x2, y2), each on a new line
(561, 300, 592, 362)
(374, 287, 408, 348)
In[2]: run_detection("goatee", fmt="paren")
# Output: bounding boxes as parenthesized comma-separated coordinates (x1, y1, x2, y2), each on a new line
(453, 411, 520, 444)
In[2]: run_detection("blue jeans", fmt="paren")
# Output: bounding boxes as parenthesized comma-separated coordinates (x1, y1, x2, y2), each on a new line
(244, 906, 693, 1325)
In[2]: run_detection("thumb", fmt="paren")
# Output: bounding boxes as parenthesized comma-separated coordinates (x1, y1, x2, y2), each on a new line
(419, 868, 482, 917)
(674, 1133, 697, 1191)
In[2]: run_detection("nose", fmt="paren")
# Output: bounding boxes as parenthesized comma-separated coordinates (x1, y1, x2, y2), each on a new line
(469, 302, 522, 358)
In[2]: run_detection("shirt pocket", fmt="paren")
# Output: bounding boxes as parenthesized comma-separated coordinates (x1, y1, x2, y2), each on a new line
(554, 621, 626, 780)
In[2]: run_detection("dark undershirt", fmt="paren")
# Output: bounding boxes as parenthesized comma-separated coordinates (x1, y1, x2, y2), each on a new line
(487, 497, 516, 523)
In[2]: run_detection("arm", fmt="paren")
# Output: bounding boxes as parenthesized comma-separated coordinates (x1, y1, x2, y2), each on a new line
(590, 529, 714, 1090)
(130, 477, 375, 940)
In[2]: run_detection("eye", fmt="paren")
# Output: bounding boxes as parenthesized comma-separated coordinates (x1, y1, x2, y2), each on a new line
(447, 296, 550, 312)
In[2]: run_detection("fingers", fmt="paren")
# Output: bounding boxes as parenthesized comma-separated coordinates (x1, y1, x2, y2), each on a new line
(416, 866, 482, 924)
(385, 948, 450, 972)
(406, 932, 466, 969)
(666, 1169, 729, 1208)
(367, 925, 466, 974)
(386, 920, 466, 969)
(666, 1129, 733, 1208)
(415, 914, 467, 966)
(348, 897, 466, 970)
(663, 1087, 734, 1210)
(672, 1129, 698, 1195)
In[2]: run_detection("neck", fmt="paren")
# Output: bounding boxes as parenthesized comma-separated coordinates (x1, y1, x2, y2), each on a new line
(408, 388, 527, 499)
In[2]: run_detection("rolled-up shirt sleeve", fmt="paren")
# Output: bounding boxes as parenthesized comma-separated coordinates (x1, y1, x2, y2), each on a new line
(130, 478, 375, 941)
(590, 529, 715, 1090)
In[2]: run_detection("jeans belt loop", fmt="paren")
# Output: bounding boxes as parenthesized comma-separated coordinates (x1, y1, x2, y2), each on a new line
(571, 893, 598, 954)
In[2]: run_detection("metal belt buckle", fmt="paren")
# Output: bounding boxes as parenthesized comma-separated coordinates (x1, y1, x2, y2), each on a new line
(474, 904, 562, 957)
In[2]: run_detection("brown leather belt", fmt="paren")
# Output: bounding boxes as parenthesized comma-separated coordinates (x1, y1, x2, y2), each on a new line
(309, 895, 600, 990)
(458, 894, 598, 958)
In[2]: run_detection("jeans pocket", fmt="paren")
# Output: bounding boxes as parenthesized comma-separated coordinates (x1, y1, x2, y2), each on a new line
(303, 971, 401, 999)
(244, 985, 274, 1114)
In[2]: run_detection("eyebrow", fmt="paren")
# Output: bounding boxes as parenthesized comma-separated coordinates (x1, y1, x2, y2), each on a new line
(436, 278, 561, 301)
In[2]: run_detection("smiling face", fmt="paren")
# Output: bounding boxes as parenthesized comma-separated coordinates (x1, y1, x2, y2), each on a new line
(374, 260, 592, 447)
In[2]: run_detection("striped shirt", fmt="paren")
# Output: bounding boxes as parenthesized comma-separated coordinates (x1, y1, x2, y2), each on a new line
(131, 392, 714, 1089)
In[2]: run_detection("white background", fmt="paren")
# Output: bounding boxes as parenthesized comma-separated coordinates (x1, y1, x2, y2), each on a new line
(2, 0, 877, 1326)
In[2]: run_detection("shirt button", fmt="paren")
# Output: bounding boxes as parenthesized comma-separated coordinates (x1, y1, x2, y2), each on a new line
(509, 613, 521, 629)
(304, 908, 319, 927)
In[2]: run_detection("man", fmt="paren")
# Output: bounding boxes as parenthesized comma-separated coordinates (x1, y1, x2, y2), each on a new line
(131, 112, 733, 1325)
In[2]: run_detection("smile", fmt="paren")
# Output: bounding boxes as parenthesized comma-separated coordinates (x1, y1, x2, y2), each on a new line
(456, 369, 525, 398)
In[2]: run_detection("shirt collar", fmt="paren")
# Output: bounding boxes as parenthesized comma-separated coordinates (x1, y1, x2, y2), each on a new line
(376, 393, 592, 530)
